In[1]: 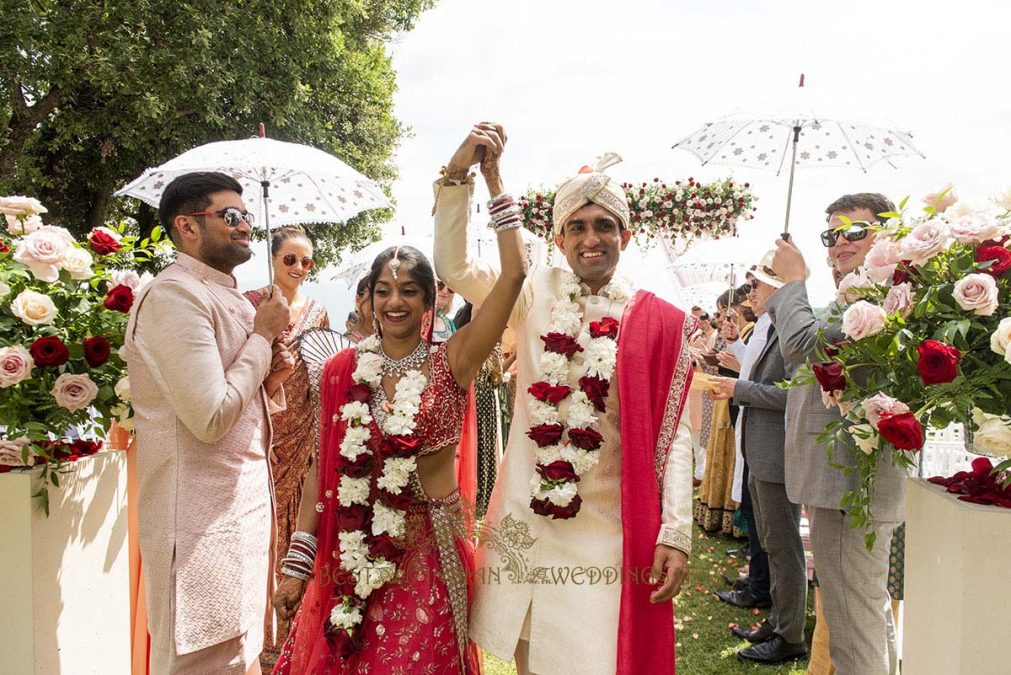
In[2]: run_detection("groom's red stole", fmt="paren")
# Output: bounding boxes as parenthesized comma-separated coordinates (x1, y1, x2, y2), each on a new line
(616, 290, 694, 675)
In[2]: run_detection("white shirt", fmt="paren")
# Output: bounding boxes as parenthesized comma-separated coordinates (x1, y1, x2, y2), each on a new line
(732, 312, 772, 501)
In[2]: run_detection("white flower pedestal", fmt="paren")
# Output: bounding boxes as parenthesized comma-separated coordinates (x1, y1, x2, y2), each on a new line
(903, 477, 1011, 674)
(0, 452, 131, 674)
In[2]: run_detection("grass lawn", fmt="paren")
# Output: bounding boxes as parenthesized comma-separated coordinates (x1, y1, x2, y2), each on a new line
(478, 508, 814, 674)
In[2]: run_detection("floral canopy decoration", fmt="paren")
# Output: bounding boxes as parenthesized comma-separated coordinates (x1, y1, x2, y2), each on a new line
(791, 186, 1011, 546)
(0, 196, 168, 512)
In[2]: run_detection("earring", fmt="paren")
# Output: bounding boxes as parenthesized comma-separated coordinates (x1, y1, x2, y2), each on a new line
(372, 315, 382, 337)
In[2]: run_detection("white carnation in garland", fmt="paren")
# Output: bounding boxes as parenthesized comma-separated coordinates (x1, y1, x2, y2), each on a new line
(550, 301, 584, 336)
(528, 398, 561, 425)
(341, 401, 373, 425)
(338, 475, 370, 507)
(371, 502, 407, 538)
(584, 338, 618, 379)
(566, 391, 599, 429)
(562, 444, 601, 475)
(376, 457, 416, 494)
(605, 275, 634, 303)
(535, 444, 565, 465)
(354, 352, 383, 387)
(560, 276, 582, 299)
(339, 427, 372, 461)
(338, 530, 370, 572)
(354, 560, 397, 599)
(329, 602, 363, 631)
(383, 414, 414, 436)
(544, 481, 578, 506)
(539, 351, 571, 384)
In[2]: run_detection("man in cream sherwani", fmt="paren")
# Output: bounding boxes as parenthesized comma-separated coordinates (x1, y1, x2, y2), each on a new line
(125, 172, 293, 674)
(434, 124, 695, 675)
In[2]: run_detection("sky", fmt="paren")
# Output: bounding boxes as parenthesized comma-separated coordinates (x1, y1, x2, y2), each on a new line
(237, 0, 1011, 322)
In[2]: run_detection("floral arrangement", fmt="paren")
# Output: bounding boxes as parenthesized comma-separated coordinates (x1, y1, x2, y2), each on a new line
(328, 334, 426, 654)
(0, 195, 166, 512)
(796, 187, 1011, 545)
(526, 272, 631, 519)
(518, 176, 756, 247)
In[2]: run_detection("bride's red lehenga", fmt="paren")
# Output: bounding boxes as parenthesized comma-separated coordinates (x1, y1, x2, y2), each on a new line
(274, 343, 480, 675)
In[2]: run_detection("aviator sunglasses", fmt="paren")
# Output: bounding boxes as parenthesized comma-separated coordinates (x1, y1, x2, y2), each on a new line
(282, 253, 315, 270)
(183, 207, 255, 228)
(820, 222, 872, 248)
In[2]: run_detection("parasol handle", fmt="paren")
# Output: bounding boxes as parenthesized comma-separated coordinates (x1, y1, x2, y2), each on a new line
(262, 179, 272, 283)
(782, 124, 802, 237)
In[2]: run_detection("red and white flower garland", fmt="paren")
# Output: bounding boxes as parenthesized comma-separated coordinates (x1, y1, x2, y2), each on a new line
(527, 273, 632, 519)
(329, 334, 428, 647)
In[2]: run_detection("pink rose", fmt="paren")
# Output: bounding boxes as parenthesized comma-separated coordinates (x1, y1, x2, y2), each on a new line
(898, 220, 951, 265)
(841, 301, 888, 340)
(953, 273, 1000, 316)
(883, 282, 914, 318)
(12, 226, 75, 282)
(863, 238, 902, 283)
(862, 393, 911, 430)
(50, 372, 99, 412)
(0, 438, 33, 467)
(6, 214, 42, 236)
(950, 214, 1005, 244)
(836, 270, 875, 305)
(923, 186, 958, 213)
(0, 346, 34, 387)
(110, 269, 141, 290)
(0, 196, 47, 218)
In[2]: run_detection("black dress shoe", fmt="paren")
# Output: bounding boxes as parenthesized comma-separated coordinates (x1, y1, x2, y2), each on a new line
(713, 588, 772, 609)
(731, 619, 775, 643)
(737, 634, 808, 664)
(721, 573, 751, 591)
(725, 546, 749, 558)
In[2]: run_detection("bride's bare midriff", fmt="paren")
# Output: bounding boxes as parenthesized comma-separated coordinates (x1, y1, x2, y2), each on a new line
(415, 443, 458, 500)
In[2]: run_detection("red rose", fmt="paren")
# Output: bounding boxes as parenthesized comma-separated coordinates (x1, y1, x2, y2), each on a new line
(916, 339, 960, 385)
(83, 336, 111, 367)
(340, 453, 375, 479)
(537, 460, 578, 482)
(579, 375, 610, 412)
(568, 427, 604, 450)
(69, 440, 102, 458)
(336, 505, 370, 531)
(976, 246, 1011, 278)
(368, 533, 405, 562)
(589, 316, 620, 339)
(527, 424, 564, 447)
(87, 228, 122, 255)
(812, 362, 846, 392)
(528, 381, 572, 404)
(103, 284, 134, 313)
(329, 622, 365, 657)
(0, 242, 9, 254)
(541, 332, 583, 358)
(347, 383, 372, 403)
(877, 412, 924, 451)
(892, 263, 915, 285)
(980, 236, 1010, 248)
(530, 493, 583, 519)
(383, 434, 421, 458)
(378, 487, 414, 510)
(30, 335, 70, 367)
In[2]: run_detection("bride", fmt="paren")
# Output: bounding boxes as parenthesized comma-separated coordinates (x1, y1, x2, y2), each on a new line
(272, 123, 522, 674)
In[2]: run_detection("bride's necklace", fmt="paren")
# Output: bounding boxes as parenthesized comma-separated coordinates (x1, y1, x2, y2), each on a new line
(380, 339, 429, 377)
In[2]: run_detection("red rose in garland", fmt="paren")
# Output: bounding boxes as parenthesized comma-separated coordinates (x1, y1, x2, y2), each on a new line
(589, 316, 620, 339)
(579, 375, 610, 412)
(537, 460, 579, 482)
(83, 336, 111, 367)
(367, 533, 405, 563)
(976, 245, 1011, 278)
(530, 494, 583, 519)
(30, 335, 70, 367)
(340, 453, 375, 479)
(527, 423, 564, 447)
(378, 488, 414, 510)
(329, 622, 365, 658)
(383, 435, 421, 457)
(528, 381, 571, 404)
(568, 427, 604, 450)
(347, 383, 372, 403)
(87, 227, 122, 255)
(103, 284, 135, 313)
(542, 332, 583, 358)
(916, 339, 961, 385)
(337, 505, 371, 531)
(877, 412, 924, 451)
(812, 362, 846, 392)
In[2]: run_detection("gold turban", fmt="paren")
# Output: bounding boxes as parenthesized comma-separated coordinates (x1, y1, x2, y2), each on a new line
(551, 152, 631, 236)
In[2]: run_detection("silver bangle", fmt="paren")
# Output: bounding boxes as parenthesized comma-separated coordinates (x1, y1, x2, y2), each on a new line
(491, 220, 522, 233)
(284, 550, 314, 567)
(281, 564, 312, 581)
(291, 531, 318, 548)
(487, 193, 513, 209)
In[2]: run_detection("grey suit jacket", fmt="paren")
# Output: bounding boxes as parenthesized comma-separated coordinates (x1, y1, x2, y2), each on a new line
(765, 282, 907, 523)
(733, 322, 794, 484)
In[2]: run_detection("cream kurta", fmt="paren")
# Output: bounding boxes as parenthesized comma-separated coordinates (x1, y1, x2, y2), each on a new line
(434, 182, 693, 675)
(125, 253, 278, 656)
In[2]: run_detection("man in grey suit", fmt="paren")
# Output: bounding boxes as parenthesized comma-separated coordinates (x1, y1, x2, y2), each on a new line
(710, 259, 806, 665)
(766, 193, 907, 674)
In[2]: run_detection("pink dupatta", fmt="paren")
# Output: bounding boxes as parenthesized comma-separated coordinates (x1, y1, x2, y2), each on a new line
(616, 290, 694, 675)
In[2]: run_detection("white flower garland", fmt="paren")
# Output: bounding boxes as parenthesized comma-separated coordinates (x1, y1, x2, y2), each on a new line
(331, 334, 428, 633)
(528, 272, 632, 519)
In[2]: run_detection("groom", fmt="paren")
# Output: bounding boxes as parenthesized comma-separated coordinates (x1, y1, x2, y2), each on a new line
(434, 123, 694, 675)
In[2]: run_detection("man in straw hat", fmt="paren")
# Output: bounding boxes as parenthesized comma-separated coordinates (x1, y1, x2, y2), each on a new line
(434, 123, 694, 674)
(765, 193, 904, 674)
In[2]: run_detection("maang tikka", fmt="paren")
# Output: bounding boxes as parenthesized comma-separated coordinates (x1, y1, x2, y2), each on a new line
(388, 246, 402, 281)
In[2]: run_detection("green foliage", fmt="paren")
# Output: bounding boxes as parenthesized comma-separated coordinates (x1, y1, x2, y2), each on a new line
(0, 0, 434, 268)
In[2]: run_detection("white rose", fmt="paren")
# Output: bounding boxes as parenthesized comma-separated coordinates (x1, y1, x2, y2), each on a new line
(0, 281, 9, 298)
(6, 213, 43, 235)
(13, 227, 74, 282)
(11, 290, 58, 326)
(898, 220, 952, 265)
(953, 273, 1000, 316)
(841, 301, 888, 341)
(50, 372, 99, 412)
(971, 408, 1011, 457)
(0, 196, 47, 217)
(836, 270, 875, 305)
(0, 346, 34, 387)
(950, 214, 1005, 244)
(990, 317, 1011, 363)
(849, 423, 880, 455)
(992, 187, 1011, 212)
(114, 376, 131, 402)
(922, 186, 957, 213)
(60, 246, 95, 280)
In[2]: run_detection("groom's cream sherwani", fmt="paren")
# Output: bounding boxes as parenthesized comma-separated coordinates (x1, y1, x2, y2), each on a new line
(434, 182, 693, 675)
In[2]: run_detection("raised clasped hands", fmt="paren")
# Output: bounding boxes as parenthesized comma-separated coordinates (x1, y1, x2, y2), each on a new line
(446, 122, 508, 183)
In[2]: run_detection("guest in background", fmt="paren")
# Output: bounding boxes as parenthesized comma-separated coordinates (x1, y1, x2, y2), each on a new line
(430, 278, 458, 341)
(244, 225, 330, 674)
(353, 276, 374, 339)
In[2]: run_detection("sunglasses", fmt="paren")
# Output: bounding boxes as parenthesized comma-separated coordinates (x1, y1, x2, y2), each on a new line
(282, 253, 314, 270)
(821, 222, 872, 247)
(183, 207, 255, 228)
(437, 281, 453, 293)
